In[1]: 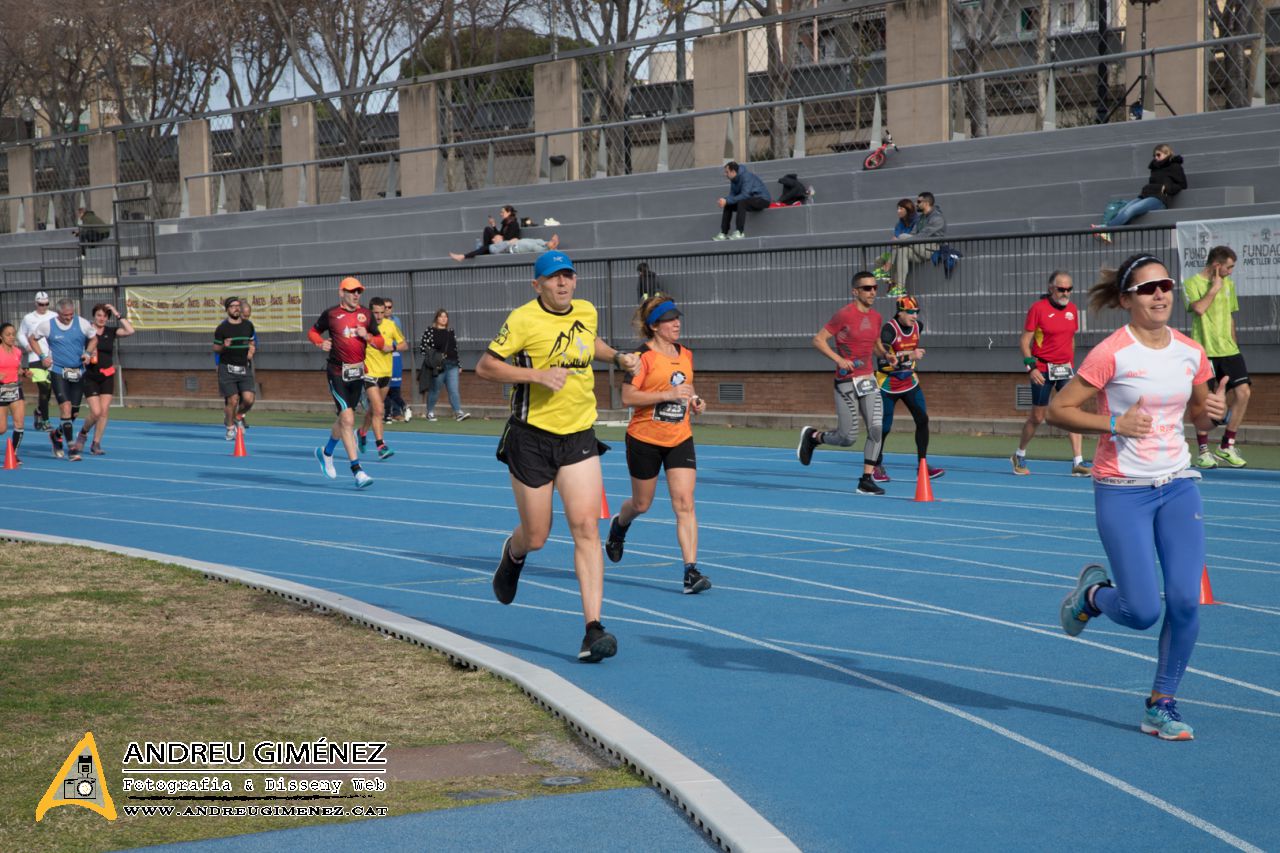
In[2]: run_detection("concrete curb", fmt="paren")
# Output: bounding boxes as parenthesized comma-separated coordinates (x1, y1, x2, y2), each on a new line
(0, 529, 799, 853)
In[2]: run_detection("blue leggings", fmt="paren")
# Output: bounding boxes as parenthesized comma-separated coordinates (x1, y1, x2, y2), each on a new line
(1093, 478, 1204, 696)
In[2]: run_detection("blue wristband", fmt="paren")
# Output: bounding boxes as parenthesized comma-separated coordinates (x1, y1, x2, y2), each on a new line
(1109, 415, 1117, 435)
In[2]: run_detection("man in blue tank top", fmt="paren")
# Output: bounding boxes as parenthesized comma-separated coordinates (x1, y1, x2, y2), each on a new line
(28, 299, 97, 461)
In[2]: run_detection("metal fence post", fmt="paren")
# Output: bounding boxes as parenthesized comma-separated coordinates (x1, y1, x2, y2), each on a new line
(595, 130, 608, 179)
(46, 197, 57, 230)
(1141, 52, 1155, 119)
(723, 109, 736, 162)
(793, 103, 806, 158)
(179, 180, 190, 218)
(657, 120, 670, 172)
(435, 147, 448, 193)
(297, 166, 309, 206)
(1044, 66, 1057, 131)
(870, 92, 883, 148)
(1253, 34, 1267, 107)
(485, 143, 496, 187)
(339, 160, 352, 203)
(217, 175, 228, 214)
(254, 170, 267, 210)
(385, 156, 399, 199)
(538, 135, 551, 184)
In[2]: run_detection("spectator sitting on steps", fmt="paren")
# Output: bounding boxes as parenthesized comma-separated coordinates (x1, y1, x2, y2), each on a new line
(1092, 143, 1187, 242)
(714, 161, 771, 240)
(451, 205, 519, 261)
(74, 208, 110, 246)
(880, 191, 945, 297)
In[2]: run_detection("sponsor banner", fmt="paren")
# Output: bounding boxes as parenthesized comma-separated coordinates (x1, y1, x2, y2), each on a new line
(125, 281, 304, 332)
(1175, 215, 1280, 295)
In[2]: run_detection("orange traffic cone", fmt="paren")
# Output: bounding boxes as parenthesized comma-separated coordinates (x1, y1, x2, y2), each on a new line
(913, 459, 934, 502)
(232, 424, 248, 457)
(3, 437, 17, 470)
(600, 487, 611, 520)
(1199, 565, 1217, 605)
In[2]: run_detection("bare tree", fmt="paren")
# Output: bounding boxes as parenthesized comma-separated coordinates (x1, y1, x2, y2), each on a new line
(949, 0, 1014, 138)
(1208, 0, 1264, 110)
(268, 0, 444, 200)
(726, 0, 799, 161)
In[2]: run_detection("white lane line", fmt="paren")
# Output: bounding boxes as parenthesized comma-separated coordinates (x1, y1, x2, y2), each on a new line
(1021, 622, 1280, 656)
(762, 638, 1280, 719)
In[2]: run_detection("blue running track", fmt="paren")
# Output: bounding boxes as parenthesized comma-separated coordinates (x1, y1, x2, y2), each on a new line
(6, 421, 1279, 851)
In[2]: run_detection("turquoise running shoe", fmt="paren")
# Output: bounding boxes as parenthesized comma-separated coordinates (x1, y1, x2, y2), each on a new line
(1060, 563, 1109, 636)
(357, 431, 367, 453)
(1141, 697, 1194, 741)
(315, 447, 336, 480)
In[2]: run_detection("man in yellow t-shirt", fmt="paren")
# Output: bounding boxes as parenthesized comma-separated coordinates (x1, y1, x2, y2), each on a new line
(359, 296, 407, 460)
(1184, 245, 1251, 468)
(475, 251, 640, 664)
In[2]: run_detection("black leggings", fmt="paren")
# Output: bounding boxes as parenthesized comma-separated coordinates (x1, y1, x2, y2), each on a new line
(463, 226, 499, 259)
(876, 386, 929, 464)
(720, 197, 770, 234)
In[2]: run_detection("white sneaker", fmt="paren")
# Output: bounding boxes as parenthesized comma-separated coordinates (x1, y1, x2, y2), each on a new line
(403, 406, 413, 422)
(225, 425, 236, 440)
(728, 230, 745, 240)
(427, 412, 437, 422)
(315, 448, 337, 479)
(543, 217, 560, 226)
(456, 412, 471, 422)
(354, 470, 374, 489)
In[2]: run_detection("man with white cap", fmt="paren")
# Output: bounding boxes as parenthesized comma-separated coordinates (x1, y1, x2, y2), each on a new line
(307, 276, 384, 489)
(18, 292, 55, 431)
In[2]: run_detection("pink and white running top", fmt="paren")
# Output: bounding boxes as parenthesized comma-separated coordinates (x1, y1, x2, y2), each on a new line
(1077, 325, 1211, 480)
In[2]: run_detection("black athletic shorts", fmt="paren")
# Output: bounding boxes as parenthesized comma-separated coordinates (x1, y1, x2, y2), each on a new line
(363, 375, 390, 389)
(497, 417, 609, 488)
(625, 434, 696, 480)
(50, 372, 85, 407)
(1208, 353, 1250, 391)
(218, 363, 256, 399)
(328, 373, 364, 413)
(82, 371, 114, 398)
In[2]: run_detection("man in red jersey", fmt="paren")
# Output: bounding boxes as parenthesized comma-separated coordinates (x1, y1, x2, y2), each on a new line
(796, 271, 887, 495)
(308, 276, 384, 489)
(1012, 271, 1090, 476)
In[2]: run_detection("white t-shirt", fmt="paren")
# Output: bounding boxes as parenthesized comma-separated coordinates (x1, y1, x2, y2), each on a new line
(18, 310, 53, 362)
(1077, 325, 1211, 480)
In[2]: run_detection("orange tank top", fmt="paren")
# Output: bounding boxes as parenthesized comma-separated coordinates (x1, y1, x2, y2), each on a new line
(626, 343, 695, 448)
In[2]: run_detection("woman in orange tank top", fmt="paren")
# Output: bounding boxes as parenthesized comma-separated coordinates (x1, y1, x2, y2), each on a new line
(604, 294, 711, 595)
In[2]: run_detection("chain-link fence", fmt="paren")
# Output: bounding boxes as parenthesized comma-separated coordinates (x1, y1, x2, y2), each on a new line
(31, 139, 89, 230)
(1205, 0, 1269, 111)
(744, 4, 887, 161)
(440, 67, 536, 191)
(116, 125, 180, 220)
(210, 107, 282, 212)
(314, 92, 400, 205)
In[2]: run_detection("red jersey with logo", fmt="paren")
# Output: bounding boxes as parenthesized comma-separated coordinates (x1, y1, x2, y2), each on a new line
(1024, 297, 1078, 369)
(309, 305, 383, 376)
(876, 318, 921, 393)
(824, 303, 882, 381)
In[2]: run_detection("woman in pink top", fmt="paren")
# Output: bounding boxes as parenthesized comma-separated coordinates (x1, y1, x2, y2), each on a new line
(1048, 253, 1227, 741)
(0, 322, 29, 464)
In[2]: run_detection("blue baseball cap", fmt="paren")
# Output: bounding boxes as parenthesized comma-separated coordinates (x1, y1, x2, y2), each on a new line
(534, 250, 575, 279)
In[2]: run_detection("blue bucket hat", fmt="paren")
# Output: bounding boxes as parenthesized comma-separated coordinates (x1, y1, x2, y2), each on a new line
(534, 250, 575, 279)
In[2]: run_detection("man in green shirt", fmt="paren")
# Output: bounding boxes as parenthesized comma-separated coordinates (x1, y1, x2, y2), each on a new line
(1184, 245, 1250, 468)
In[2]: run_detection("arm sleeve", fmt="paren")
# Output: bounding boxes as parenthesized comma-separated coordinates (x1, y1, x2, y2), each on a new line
(1023, 303, 1040, 332)
(311, 310, 330, 336)
(629, 351, 649, 388)
(879, 323, 896, 346)
(1168, 164, 1188, 194)
(1193, 348, 1212, 384)
(1076, 346, 1114, 390)
(80, 318, 97, 338)
(1182, 276, 1205, 308)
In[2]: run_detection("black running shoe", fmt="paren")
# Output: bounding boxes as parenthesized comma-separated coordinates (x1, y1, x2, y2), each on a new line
(856, 473, 885, 495)
(604, 515, 627, 563)
(683, 568, 712, 595)
(578, 620, 617, 662)
(797, 425, 818, 466)
(492, 536, 524, 605)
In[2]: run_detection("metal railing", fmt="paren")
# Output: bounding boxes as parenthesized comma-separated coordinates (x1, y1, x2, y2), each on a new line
(171, 32, 1265, 217)
(15, 224, 1272, 379)
(0, 180, 153, 234)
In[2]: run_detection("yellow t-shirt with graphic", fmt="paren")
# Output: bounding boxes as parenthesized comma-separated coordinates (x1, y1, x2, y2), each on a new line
(487, 298, 598, 434)
(364, 318, 404, 378)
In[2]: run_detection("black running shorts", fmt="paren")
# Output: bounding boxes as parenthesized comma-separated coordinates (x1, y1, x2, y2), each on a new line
(82, 372, 114, 398)
(50, 372, 85, 407)
(327, 374, 364, 413)
(625, 434, 696, 480)
(497, 418, 609, 488)
(1208, 353, 1250, 391)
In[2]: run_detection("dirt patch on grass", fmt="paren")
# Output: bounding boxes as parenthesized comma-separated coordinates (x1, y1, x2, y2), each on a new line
(0, 543, 639, 853)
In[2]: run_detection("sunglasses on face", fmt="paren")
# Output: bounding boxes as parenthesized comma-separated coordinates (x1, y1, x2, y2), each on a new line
(1125, 278, 1174, 296)
(1054, 287, 1073, 293)
(903, 309, 919, 314)
(856, 285, 878, 292)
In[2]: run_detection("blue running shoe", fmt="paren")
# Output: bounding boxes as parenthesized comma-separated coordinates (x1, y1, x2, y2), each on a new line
(377, 445, 394, 460)
(1142, 697, 1194, 741)
(315, 447, 337, 480)
(1060, 563, 1109, 636)
(357, 431, 367, 453)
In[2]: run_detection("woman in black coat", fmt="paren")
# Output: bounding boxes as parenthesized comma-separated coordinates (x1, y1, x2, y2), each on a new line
(418, 309, 469, 421)
(1096, 143, 1187, 232)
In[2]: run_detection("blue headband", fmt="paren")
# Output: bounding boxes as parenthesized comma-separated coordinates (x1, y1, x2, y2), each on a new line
(646, 300, 678, 327)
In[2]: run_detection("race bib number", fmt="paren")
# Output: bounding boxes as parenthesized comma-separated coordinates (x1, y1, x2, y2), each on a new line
(652, 401, 688, 424)
(0, 383, 19, 403)
(852, 375, 877, 398)
(61, 367, 82, 382)
(341, 362, 365, 382)
(1046, 363, 1074, 381)
(225, 364, 247, 376)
